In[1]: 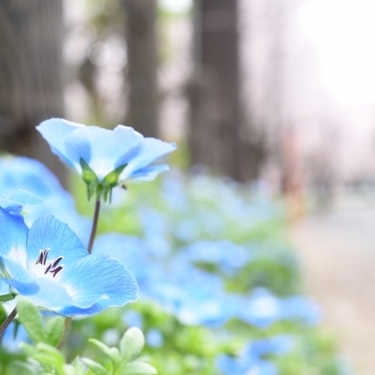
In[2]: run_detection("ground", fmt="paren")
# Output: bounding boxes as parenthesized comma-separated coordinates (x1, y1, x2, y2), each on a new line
(291, 194, 375, 374)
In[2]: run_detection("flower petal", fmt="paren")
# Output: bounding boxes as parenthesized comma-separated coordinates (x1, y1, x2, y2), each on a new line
(20, 278, 74, 310)
(121, 138, 176, 180)
(37, 118, 84, 169)
(58, 253, 138, 316)
(64, 125, 142, 180)
(126, 164, 170, 181)
(26, 215, 88, 272)
(1, 258, 38, 295)
(0, 208, 28, 263)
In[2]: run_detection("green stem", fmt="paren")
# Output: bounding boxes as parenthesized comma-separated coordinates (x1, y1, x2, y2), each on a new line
(0, 307, 17, 339)
(87, 199, 101, 254)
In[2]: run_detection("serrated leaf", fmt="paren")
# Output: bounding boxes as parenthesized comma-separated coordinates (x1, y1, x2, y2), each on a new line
(44, 316, 65, 347)
(121, 360, 157, 375)
(89, 338, 120, 364)
(80, 358, 107, 375)
(120, 327, 145, 363)
(17, 297, 44, 343)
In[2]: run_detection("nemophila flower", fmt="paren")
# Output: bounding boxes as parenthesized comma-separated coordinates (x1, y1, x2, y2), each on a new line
(0, 156, 91, 244)
(37, 118, 177, 202)
(0, 208, 138, 317)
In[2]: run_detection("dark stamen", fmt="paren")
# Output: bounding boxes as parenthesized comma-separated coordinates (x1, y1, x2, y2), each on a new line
(36, 248, 50, 265)
(52, 256, 63, 268)
(51, 266, 63, 278)
(44, 264, 52, 274)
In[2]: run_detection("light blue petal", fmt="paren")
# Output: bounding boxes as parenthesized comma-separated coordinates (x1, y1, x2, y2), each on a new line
(36, 118, 84, 169)
(0, 208, 28, 257)
(1, 258, 38, 295)
(59, 253, 138, 315)
(0, 156, 72, 205)
(120, 139, 176, 180)
(1, 202, 23, 216)
(23, 278, 74, 310)
(64, 125, 142, 180)
(127, 164, 170, 181)
(9, 190, 43, 206)
(27, 215, 88, 267)
(0, 190, 43, 217)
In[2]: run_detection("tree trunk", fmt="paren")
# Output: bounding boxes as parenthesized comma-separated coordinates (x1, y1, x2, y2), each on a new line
(0, 0, 66, 186)
(121, 0, 159, 138)
(188, 0, 268, 183)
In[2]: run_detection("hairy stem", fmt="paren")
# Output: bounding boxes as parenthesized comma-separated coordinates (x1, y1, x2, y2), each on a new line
(0, 307, 17, 339)
(87, 199, 101, 254)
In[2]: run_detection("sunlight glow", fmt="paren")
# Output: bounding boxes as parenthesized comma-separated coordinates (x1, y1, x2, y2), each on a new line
(299, 0, 375, 105)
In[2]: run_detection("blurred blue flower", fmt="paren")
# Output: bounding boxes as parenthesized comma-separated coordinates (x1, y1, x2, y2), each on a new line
(244, 335, 294, 358)
(122, 310, 143, 329)
(93, 233, 156, 283)
(239, 288, 282, 328)
(37, 118, 176, 201)
(1, 321, 29, 352)
(0, 156, 90, 244)
(180, 240, 251, 275)
(146, 328, 164, 348)
(216, 354, 278, 375)
(0, 209, 138, 317)
(281, 295, 321, 325)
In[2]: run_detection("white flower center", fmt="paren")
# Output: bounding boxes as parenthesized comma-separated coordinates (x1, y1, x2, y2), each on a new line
(34, 248, 64, 279)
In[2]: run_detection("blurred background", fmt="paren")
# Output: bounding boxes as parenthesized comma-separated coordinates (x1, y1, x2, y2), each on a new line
(2, 0, 375, 192)
(1, 0, 375, 373)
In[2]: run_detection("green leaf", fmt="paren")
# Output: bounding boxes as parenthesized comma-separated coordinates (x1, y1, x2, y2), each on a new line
(17, 297, 44, 343)
(0, 293, 15, 302)
(44, 316, 65, 347)
(80, 358, 107, 375)
(21, 342, 65, 373)
(89, 338, 120, 364)
(120, 327, 145, 363)
(65, 358, 87, 375)
(120, 361, 157, 375)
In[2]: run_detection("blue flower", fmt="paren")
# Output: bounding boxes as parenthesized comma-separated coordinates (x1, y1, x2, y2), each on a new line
(36, 118, 177, 201)
(0, 208, 138, 317)
(0, 156, 91, 244)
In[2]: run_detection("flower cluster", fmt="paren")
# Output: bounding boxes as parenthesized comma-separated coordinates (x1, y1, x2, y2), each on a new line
(0, 118, 175, 320)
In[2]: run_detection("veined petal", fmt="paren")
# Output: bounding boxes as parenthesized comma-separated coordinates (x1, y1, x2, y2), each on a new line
(64, 125, 142, 180)
(126, 164, 170, 181)
(36, 118, 84, 169)
(59, 253, 138, 315)
(26, 215, 88, 274)
(121, 139, 177, 180)
(0, 208, 28, 265)
(8, 190, 43, 206)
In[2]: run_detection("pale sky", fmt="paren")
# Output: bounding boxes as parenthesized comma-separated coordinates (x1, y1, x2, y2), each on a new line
(299, 0, 375, 106)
